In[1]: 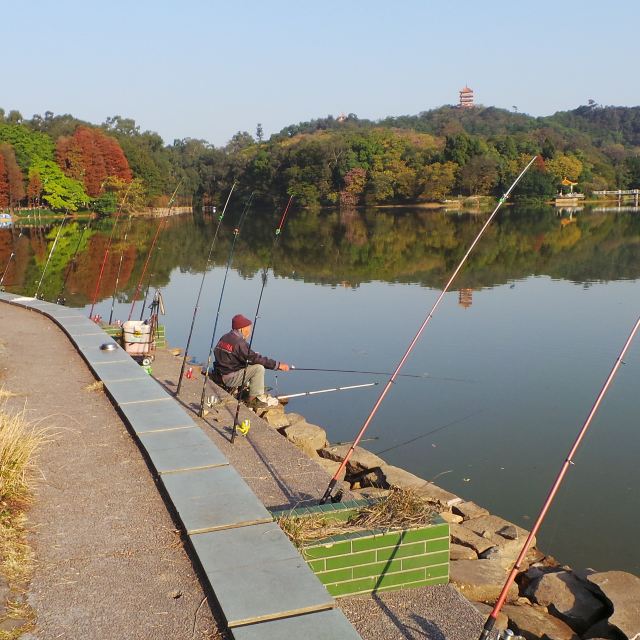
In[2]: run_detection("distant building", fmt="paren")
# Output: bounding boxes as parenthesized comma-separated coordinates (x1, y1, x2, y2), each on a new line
(337, 113, 347, 123)
(459, 86, 474, 109)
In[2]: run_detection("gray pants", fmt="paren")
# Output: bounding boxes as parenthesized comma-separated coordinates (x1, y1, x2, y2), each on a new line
(222, 364, 265, 398)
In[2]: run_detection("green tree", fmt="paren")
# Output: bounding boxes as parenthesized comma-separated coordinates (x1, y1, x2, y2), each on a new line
(419, 162, 458, 201)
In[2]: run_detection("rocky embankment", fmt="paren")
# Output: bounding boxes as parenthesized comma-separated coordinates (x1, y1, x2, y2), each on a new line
(256, 402, 640, 640)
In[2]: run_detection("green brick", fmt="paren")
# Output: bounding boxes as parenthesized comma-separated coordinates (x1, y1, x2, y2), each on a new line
(352, 531, 402, 553)
(326, 550, 376, 570)
(376, 541, 425, 561)
(376, 574, 449, 593)
(304, 540, 352, 560)
(375, 568, 427, 589)
(424, 563, 449, 580)
(316, 568, 353, 584)
(307, 559, 325, 572)
(327, 577, 376, 597)
(352, 559, 402, 579)
(426, 537, 450, 553)
(401, 523, 449, 543)
(401, 551, 449, 571)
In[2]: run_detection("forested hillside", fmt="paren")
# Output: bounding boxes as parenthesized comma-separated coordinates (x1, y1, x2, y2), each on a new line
(0, 102, 639, 212)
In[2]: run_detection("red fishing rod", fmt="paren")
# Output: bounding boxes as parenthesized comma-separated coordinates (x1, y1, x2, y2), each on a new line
(479, 312, 640, 640)
(175, 182, 237, 395)
(320, 156, 537, 504)
(127, 182, 181, 321)
(88, 183, 133, 318)
(230, 195, 293, 442)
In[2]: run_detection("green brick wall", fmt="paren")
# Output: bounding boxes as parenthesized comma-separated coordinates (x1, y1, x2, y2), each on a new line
(273, 500, 450, 598)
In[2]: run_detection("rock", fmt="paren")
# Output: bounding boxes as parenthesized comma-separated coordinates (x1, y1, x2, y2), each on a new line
(524, 570, 607, 633)
(449, 559, 518, 603)
(353, 487, 389, 499)
(453, 500, 489, 521)
(315, 456, 345, 479)
(471, 602, 508, 631)
(261, 406, 290, 428)
(480, 540, 531, 572)
(464, 515, 534, 547)
(498, 524, 519, 540)
(282, 422, 328, 457)
(449, 523, 496, 555)
(582, 618, 622, 640)
(285, 412, 306, 426)
(586, 571, 640, 640)
(439, 510, 464, 524)
(319, 445, 386, 474)
(450, 543, 478, 561)
(502, 604, 579, 640)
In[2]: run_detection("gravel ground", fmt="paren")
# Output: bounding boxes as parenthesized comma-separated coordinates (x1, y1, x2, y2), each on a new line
(0, 303, 226, 640)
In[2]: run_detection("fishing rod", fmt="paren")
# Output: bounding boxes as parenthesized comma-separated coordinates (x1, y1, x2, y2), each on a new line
(127, 181, 182, 321)
(277, 381, 378, 401)
(320, 156, 537, 504)
(88, 183, 133, 318)
(107, 213, 135, 324)
(198, 192, 256, 417)
(176, 183, 237, 395)
(479, 311, 640, 640)
(290, 367, 473, 384)
(230, 196, 293, 442)
(34, 217, 68, 299)
(56, 222, 90, 305)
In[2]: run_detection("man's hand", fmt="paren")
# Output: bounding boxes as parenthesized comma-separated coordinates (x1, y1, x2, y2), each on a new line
(278, 362, 290, 371)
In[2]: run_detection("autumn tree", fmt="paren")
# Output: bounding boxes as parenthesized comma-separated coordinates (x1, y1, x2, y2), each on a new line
(458, 155, 499, 195)
(0, 143, 25, 206)
(419, 161, 458, 201)
(545, 153, 583, 183)
(340, 167, 367, 207)
(27, 168, 43, 207)
(0, 154, 9, 207)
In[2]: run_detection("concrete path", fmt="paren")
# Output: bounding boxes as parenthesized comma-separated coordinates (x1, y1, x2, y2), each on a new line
(0, 303, 225, 640)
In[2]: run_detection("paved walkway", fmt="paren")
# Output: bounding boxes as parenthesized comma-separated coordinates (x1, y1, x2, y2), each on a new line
(0, 303, 225, 640)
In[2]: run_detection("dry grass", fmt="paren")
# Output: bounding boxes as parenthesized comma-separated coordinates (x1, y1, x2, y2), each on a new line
(278, 489, 440, 549)
(0, 389, 17, 400)
(84, 380, 104, 393)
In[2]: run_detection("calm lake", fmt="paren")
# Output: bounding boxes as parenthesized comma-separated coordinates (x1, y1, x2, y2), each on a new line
(2, 204, 639, 573)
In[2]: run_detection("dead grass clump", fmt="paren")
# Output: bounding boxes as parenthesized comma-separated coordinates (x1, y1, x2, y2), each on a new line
(0, 402, 49, 504)
(278, 488, 440, 549)
(84, 380, 104, 393)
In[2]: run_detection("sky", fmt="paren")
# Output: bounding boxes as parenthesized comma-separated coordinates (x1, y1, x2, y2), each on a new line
(3, 0, 639, 147)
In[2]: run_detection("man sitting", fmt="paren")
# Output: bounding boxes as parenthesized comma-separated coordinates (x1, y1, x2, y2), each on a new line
(213, 314, 290, 409)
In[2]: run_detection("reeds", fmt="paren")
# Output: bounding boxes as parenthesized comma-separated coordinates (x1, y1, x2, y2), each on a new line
(278, 488, 440, 549)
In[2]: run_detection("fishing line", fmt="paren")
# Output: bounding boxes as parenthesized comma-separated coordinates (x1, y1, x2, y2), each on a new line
(176, 182, 237, 395)
(88, 182, 133, 318)
(230, 196, 293, 442)
(290, 367, 474, 384)
(108, 212, 135, 324)
(34, 218, 68, 299)
(320, 156, 538, 504)
(479, 311, 640, 640)
(57, 222, 91, 305)
(127, 181, 181, 321)
(198, 192, 256, 417)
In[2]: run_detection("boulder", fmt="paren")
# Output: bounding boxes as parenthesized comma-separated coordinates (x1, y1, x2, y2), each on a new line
(502, 604, 579, 640)
(449, 559, 518, 603)
(285, 412, 306, 426)
(449, 523, 495, 555)
(453, 500, 489, 521)
(471, 602, 508, 631)
(524, 570, 607, 633)
(261, 407, 290, 428)
(282, 422, 328, 458)
(480, 540, 531, 572)
(464, 514, 534, 547)
(450, 543, 478, 561)
(315, 456, 345, 479)
(439, 511, 464, 525)
(318, 445, 386, 474)
(586, 571, 640, 640)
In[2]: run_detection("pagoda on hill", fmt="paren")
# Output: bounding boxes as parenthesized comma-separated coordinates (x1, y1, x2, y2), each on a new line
(459, 86, 474, 109)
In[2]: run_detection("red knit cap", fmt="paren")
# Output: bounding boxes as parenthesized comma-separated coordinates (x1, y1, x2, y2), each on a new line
(232, 314, 252, 330)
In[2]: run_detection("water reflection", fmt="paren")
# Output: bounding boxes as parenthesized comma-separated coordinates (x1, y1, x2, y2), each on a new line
(3, 205, 640, 302)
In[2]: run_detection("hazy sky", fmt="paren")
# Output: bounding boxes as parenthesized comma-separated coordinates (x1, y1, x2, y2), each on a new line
(3, 0, 638, 146)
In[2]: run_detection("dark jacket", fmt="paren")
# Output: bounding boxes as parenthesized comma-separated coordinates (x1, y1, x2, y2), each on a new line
(213, 329, 278, 378)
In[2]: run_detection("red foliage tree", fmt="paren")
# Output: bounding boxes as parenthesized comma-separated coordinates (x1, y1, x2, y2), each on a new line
(0, 143, 25, 206)
(0, 155, 9, 208)
(56, 126, 132, 197)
